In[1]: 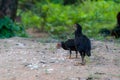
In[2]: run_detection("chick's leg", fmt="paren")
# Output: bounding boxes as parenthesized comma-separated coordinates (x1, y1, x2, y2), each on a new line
(69, 49, 72, 59)
(75, 51, 78, 58)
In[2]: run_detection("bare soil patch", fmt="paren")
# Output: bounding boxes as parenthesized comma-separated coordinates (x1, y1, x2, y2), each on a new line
(0, 37, 120, 80)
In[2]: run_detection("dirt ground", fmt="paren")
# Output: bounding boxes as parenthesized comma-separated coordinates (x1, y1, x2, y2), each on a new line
(0, 37, 120, 80)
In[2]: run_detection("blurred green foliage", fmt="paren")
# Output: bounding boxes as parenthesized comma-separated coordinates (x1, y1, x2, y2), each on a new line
(0, 17, 27, 38)
(19, 0, 120, 39)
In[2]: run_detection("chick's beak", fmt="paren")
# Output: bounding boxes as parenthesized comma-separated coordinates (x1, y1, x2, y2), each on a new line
(56, 43, 61, 49)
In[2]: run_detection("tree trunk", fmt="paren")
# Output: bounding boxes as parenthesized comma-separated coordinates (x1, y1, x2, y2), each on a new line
(0, 0, 18, 21)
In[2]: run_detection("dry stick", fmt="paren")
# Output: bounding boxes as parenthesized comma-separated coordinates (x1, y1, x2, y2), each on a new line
(105, 44, 109, 52)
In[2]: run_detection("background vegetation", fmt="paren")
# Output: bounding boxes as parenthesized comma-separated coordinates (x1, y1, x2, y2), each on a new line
(1, 0, 120, 39)
(0, 16, 27, 38)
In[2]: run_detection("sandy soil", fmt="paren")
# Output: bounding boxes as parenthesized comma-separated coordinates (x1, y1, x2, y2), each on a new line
(0, 37, 120, 80)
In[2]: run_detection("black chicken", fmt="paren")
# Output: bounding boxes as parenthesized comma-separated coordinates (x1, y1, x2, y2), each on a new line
(117, 12, 120, 25)
(56, 39, 78, 59)
(111, 12, 120, 38)
(74, 23, 91, 65)
(99, 12, 120, 38)
(111, 26, 120, 38)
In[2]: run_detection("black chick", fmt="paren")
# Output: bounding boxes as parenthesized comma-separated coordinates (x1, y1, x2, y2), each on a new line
(56, 39, 78, 59)
(99, 28, 111, 37)
(74, 23, 91, 65)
